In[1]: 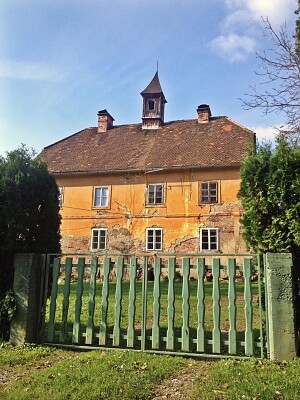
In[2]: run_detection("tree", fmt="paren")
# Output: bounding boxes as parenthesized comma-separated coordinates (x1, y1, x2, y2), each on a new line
(0, 146, 61, 254)
(238, 137, 300, 259)
(241, 15, 300, 143)
(0, 145, 61, 339)
(295, 0, 300, 57)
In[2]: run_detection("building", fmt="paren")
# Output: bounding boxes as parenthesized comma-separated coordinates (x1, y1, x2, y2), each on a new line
(40, 72, 255, 255)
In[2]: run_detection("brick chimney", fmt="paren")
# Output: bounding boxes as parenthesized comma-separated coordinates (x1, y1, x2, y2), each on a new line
(197, 104, 211, 123)
(97, 109, 114, 133)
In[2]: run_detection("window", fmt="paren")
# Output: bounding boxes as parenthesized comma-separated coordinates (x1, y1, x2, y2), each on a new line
(147, 184, 164, 205)
(200, 228, 219, 251)
(91, 228, 107, 250)
(58, 187, 64, 209)
(93, 187, 109, 207)
(148, 100, 155, 111)
(146, 228, 163, 251)
(200, 182, 218, 203)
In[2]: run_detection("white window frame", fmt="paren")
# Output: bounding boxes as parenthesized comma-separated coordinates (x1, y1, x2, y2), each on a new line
(147, 184, 164, 205)
(58, 187, 64, 209)
(93, 186, 109, 208)
(200, 181, 218, 204)
(91, 228, 108, 250)
(200, 228, 219, 251)
(146, 228, 163, 251)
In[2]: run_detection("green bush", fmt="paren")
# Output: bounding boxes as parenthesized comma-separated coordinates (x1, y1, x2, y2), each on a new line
(0, 290, 16, 340)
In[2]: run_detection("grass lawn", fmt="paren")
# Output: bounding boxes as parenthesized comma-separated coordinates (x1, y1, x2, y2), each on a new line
(1, 343, 300, 400)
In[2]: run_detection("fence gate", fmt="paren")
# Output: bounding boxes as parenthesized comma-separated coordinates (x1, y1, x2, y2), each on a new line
(42, 253, 267, 358)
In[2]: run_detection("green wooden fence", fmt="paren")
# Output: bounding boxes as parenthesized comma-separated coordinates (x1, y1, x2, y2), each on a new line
(43, 254, 266, 358)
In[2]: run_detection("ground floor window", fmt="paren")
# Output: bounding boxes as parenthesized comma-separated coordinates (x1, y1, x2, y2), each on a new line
(200, 228, 219, 251)
(146, 228, 163, 251)
(91, 228, 107, 250)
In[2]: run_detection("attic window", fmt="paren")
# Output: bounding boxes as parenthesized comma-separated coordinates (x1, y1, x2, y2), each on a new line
(148, 100, 155, 111)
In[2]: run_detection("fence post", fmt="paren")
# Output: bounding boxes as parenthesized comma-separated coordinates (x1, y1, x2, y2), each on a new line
(10, 253, 46, 345)
(265, 253, 297, 361)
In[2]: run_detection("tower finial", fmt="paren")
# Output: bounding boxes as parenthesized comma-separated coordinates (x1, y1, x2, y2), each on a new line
(157, 60, 159, 73)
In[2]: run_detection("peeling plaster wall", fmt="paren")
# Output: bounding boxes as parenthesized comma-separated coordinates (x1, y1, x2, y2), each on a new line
(57, 167, 246, 254)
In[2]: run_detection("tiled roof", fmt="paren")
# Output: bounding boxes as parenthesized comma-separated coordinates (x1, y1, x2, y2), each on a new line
(40, 117, 255, 175)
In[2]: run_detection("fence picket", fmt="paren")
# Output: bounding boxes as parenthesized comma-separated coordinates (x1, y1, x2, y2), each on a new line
(127, 258, 137, 348)
(228, 258, 237, 354)
(73, 257, 85, 343)
(244, 258, 254, 355)
(181, 258, 190, 352)
(113, 257, 124, 347)
(197, 258, 205, 352)
(47, 258, 60, 342)
(60, 258, 72, 343)
(85, 257, 98, 345)
(99, 258, 110, 346)
(166, 258, 175, 351)
(212, 258, 221, 353)
(141, 256, 148, 352)
(152, 258, 161, 349)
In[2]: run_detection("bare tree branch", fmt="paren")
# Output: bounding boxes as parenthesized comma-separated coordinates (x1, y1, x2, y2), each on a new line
(240, 18, 300, 143)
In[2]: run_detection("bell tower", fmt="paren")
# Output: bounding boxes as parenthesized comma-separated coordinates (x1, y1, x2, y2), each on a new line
(141, 72, 167, 129)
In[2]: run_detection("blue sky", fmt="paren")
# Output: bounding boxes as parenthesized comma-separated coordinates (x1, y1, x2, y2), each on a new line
(0, 0, 297, 156)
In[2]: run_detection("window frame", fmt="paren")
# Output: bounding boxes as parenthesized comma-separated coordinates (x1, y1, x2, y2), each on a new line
(146, 228, 163, 251)
(93, 186, 110, 208)
(91, 228, 108, 251)
(58, 186, 64, 209)
(200, 181, 219, 204)
(147, 183, 165, 206)
(200, 228, 219, 251)
(147, 100, 155, 111)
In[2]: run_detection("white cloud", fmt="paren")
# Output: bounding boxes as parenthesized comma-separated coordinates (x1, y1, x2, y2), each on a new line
(211, 0, 296, 61)
(210, 34, 256, 62)
(244, 0, 296, 25)
(224, 0, 296, 24)
(0, 60, 66, 82)
(253, 125, 278, 142)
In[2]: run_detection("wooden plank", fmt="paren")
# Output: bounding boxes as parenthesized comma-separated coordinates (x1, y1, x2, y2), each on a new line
(113, 257, 124, 347)
(227, 258, 237, 355)
(47, 257, 60, 342)
(212, 258, 221, 354)
(181, 258, 190, 352)
(127, 258, 137, 348)
(244, 258, 254, 355)
(141, 256, 148, 352)
(152, 258, 161, 350)
(85, 257, 98, 345)
(197, 258, 205, 352)
(73, 257, 85, 344)
(60, 257, 72, 343)
(166, 257, 175, 351)
(99, 257, 110, 346)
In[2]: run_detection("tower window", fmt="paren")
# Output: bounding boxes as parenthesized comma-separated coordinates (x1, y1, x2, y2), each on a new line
(148, 100, 155, 111)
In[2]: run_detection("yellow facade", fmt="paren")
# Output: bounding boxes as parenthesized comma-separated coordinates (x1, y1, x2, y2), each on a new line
(56, 166, 246, 254)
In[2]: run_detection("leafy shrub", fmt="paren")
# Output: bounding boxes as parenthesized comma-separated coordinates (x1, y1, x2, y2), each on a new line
(0, 290, 16, 340)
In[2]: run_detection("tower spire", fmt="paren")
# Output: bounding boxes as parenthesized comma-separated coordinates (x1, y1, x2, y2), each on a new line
(141, 72, 167, 130)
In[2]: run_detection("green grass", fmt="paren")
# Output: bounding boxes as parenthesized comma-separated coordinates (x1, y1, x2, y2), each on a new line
(1, 344, 300, 399)
(189, 358, 300, 400)
(0, 344, 186, 400)
(0, 342, 65, 368)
